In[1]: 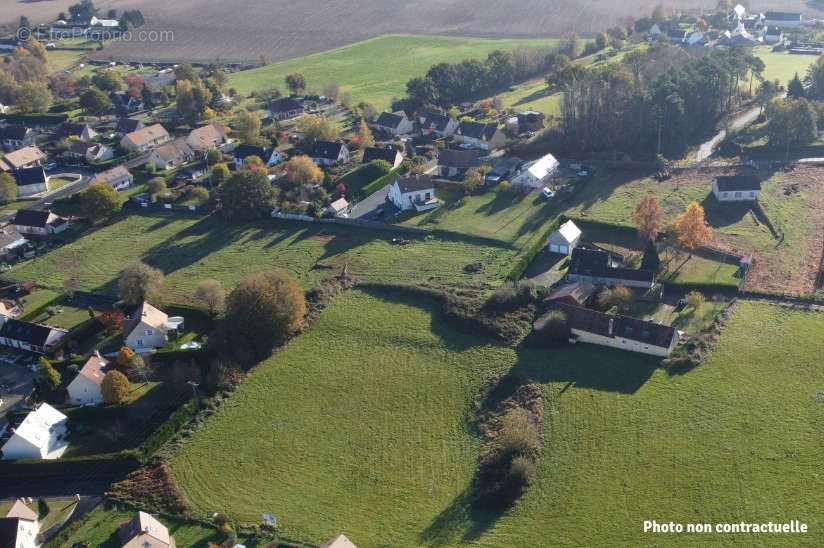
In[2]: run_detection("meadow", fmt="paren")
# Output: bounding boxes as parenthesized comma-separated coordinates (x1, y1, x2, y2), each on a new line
(753, 46, 816, 87)
(227, 35, 559, 109)
(6, 212, 520, 301)
(169, 289, 824, 547)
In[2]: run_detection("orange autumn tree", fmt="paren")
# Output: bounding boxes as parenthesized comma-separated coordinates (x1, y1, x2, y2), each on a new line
(673, 201, 713, 252)
(631, 196, 664, 240)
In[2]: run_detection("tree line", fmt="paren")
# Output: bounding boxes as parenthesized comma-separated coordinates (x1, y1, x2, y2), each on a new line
(556, 44, 765, 159)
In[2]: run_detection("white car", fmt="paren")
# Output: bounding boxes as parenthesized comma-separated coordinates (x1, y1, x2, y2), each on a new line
(542, 187, 554, 199)
(458, 143, 475, 150)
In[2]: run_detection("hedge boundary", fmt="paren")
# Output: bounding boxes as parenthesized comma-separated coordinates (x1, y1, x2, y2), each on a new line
(506, 216, 563, 280)
(361, 162, 407, 196)
(18, 292, 68, 322)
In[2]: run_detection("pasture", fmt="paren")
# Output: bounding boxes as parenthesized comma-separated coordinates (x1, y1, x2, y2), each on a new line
(563, 167, 824, 294)
(169, 290, 824, 546)
(5, 212, 520, 301)
(753, 47, 816, 87)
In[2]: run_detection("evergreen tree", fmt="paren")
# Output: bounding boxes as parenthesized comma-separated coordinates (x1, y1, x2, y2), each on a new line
(788, 73, 805, 99)
(641, 239, 661, 272)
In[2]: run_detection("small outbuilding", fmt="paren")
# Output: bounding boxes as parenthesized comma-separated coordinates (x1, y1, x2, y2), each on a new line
(548, 220, 582, 255)
(712, 175, 761, 202)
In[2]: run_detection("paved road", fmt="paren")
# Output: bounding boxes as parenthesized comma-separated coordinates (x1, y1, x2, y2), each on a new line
(0, 171, 92, 224)
(691, 105, 763, 166)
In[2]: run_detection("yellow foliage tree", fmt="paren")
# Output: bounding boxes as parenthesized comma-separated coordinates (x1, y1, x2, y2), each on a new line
(116, 346, 135, 370)
(673, 201, 713, 252)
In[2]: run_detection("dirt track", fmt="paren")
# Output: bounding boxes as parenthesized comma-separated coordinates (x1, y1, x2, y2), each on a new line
(3, 0, 821, 64)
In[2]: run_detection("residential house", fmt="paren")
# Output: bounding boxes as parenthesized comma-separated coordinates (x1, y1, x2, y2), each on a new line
(13, 167, 49, 198)
(14, 209, 69, 237)
(725, 24, 761, 45)
(94, 165, 134, 191)
(115, 118, 146, 136)
(143, 69, 175, 91)
(0, 505, 38, 548)
(544, 281, 596, 307)
(69, 140, 114, 162)
(686, 31, 707, 46)
(712, 175, 761, 202)
(511, 153, 558, 187)
(666, 28, 688, 43)
(233, 144, 283, 167)
(437, 149, 480, 179)
(269, 97, 305, 120)
(0, 227, 28, 259)
(764, 26, 783, 44)
(455, 121, 506, 151)
(148, 139, 195, 170)
(566, 247, 655, 289)
(186, 123, 229, 151)
(119, 512, 176, 548)
(66, 354, 110, 405)
(542, 303, 679, 357)
(120, 124, 170, 152)
(484, 157, 521, 185)
(388, 174, 438, 212)
(56, 122, 98, 142)
(729, 4, 746, 25)
(310, 141, 350, 166)
(419, 109, 458, 138)
(0, 319, 68, 355)
(649, 23, 662, 36)
(327, 197, 350, 217)
(122, 302, 169, 351)
(516, 110, 545, 133)
(362, 146, 404, 168)
(320, 535, 358, 548)
(375, 111, 413, 136)
(0, 146, 47, 172)
(110, 92, 143, 114)
(764, 11, 802, 28)
(547, 220, 582, 255)
(0, 402, 69, 459)
(0, 125, 37, 151)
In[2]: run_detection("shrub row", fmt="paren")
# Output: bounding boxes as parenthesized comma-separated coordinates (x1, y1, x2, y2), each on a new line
(506, 216, 563, 280)
(132, 401, 197, 461)
(0, 452, 139, 480)
(46, 316, 102, 358)
(0, 113, 68, 125)
(17, 292, 68, 321)
(360, 162, 407, 196)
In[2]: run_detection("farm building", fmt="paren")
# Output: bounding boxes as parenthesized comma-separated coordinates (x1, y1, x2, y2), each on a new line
(567, 248, 654, 289)
(122, 302, 169, 352)
(94, 165, 134, 191)
(269, 97, 305, 121)
(119, 512, 176, 548)
(362, 147, 404, 168)
(712, 175, 761, 202)
(454, 121, 506, 151)
(310, 141, 350, 166)
(120, 124, 170, 152)
(437, 149, 480, 178)
(548, 220, 581, 255)
(388, 174, 438, 212)
(375, 111, 413, 136)
(541, 303, 679, 357)
(13, 209, 69, 237)
(0, 403, 69, 460)
(12, 167, 49, 198)
(66, 355, 111, 405)
(0, 146, 46, 172)
(511, 153, 558, 187)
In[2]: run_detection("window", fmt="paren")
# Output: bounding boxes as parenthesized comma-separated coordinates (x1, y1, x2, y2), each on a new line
(145, 329, 154, 336)
(621, 340, 627, 345)
(735, 191, 742, 198)
(643, 345, 649, 350)
(425, 192, 431, 200)
(136, 339, 144, 346)
(722, 192, 728, 198)
(749, 191, 755, 197)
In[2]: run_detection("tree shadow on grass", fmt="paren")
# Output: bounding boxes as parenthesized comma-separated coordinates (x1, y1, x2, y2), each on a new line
(418, 489, 501, 546)
(473, 191, 529, 217)
(513, 86, 556, 107)
(512, 344, 659, 394)
(700, 193, 751, 229)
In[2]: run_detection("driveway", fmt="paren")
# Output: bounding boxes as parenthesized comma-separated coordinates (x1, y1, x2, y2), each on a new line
(0, 171, 93, 223)
(349, 186, 393, 220)
(524, 250, 568, 288)
(0, 352, 36, 415)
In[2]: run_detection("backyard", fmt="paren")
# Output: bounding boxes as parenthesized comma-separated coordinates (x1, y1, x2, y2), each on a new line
(168, 290, 824, 546)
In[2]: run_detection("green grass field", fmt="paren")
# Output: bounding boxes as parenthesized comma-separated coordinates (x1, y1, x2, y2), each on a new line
(55, 503, 224, 548)
(753, 47, 815, 87)
(169, 290, 824, 546)
(228, 35, 559, 109)
(6, 212, 519, 301)
(0, 498, 77, 532)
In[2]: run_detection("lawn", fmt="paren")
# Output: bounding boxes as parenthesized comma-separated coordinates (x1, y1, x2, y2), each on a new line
(0, 498, 77, 531)
(52, 502, 224, 548)
(169, 290, 824, 546)
(6, 212, 520, 301)
(48, 177, 76, 191)
(753, 46, 815, 87)
(30, 303, 93, 330)
(0, 199, 37, 212)
(563, 167, 824, 294)
(228, 35, 559, 109)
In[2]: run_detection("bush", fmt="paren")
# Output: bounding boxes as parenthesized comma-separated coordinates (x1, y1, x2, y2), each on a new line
(486, 281, 537, 311)
(535, 310, 569, 347)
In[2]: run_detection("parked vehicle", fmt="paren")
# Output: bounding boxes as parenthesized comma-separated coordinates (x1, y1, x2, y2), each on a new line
(542, 187, 555, 199)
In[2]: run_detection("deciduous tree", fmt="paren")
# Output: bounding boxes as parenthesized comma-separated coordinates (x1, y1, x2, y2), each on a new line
(194, 279, 225, 316)
(285, 72, 307, 94)
(233, 109, 262, 144)
(118, 261, 165, 306)
(216, 169, 278, 221)
(631, 196, 664, 239)
(357, 120, 375, 149)
(284, 155, 324, 188)
(673, 201, 713, 251)
(686, 290, 705, 310)
(0, 173, 17, 205)
(34, 357, 61, 398)
(80, 182, 121, 221)
(641, 239, 661, 272)
(79, 86, 113, 117)
(147, 177, 166, 196)
(101, 370, 130, 404)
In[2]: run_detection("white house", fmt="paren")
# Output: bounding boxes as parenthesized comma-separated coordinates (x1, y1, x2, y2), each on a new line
(712, 175, 761, 202)
(0, 146, 46, 172)
(66, 355, 110, 405)
(542, 303, 679, 357)
(186, 123, 230, 151)
(13, 209, 69, 237)
(120, 124, 170, 152)
(327, 197, 350, 217)
(148, 139, 195, 171)
(233, 144, 284, 168)
(362, 147, 403, 169)
(764, 11, 802, 28)
(548, 220, 582, 255)
(0, 318, 68, 354)
(418, 108, 458, 138)
(0, 227, 29, 259)
(0, 505, 39, 548)
(455, 121, 506, 151)
(94, 165, 134, 191)
(0, 125, 37, 151)
(310, 141, 349, 167)
(566, 248, 655, 289)
(375, 111, 413, 136)
(13, 167, 49, 198)
(1, 403, 69, 460)
(388, 174, 438, 212)
(123, 302, 169, 351)
(511, 153, 558, 187)
(119, 512, 176, 548)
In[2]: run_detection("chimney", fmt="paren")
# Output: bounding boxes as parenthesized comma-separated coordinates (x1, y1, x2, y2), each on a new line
(94, 349, 101, 358)
(608, 318, 614, 336)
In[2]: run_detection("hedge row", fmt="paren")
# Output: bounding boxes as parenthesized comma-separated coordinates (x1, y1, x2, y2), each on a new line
(361, 162, 407, 196)
(0, 452, 139, 480)
(46, 316, 103, 358)
(18, 292, 68, 322)
(0, 113, 68, 125)
(506, 216, 563, 280)
(664, 282, 741, 295)
(132, 400, 197, 461)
